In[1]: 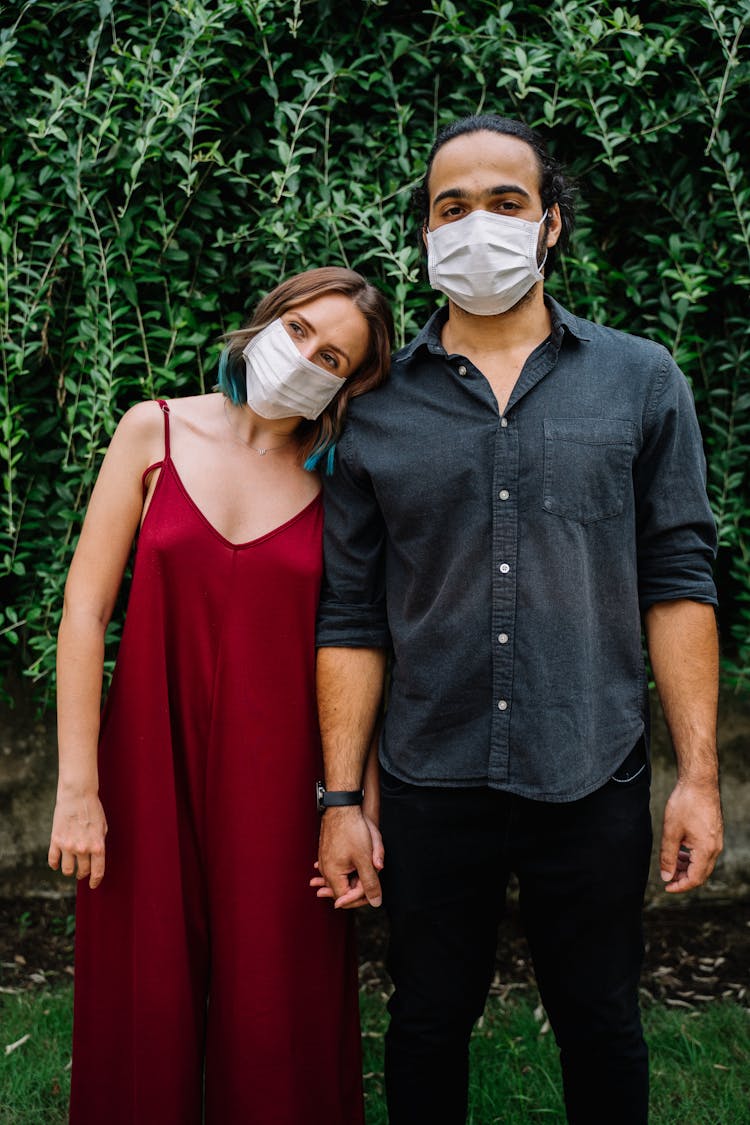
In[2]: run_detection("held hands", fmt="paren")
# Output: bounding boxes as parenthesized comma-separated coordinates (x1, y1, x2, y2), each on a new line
(48, 790, 107, 889)
(660, 778, 723, 894)
(311, 807, 384, 910)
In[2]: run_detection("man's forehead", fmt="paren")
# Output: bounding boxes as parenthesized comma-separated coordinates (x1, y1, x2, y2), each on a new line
(428, 131, 541, 196)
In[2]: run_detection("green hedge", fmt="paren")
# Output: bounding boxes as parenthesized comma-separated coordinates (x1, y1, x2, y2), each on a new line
(1, 0, 748, 701)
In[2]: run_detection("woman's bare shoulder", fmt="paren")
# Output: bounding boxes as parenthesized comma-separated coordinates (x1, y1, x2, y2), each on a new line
(159, 393, 224, 437)
(102, 400, 168, 473)
(115, 398, 165, 435)
(112, 394, 221, 450)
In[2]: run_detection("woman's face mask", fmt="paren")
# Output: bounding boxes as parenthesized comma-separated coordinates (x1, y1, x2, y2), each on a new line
(426, 208, 548, 316)
(242, 318, 346, 420)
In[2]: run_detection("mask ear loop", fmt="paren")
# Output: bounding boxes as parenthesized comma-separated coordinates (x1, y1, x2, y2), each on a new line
(537, 210, 549, 275)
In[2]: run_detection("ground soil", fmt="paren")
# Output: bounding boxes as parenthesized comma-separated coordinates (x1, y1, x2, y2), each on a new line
(1, 892, 748, 1010)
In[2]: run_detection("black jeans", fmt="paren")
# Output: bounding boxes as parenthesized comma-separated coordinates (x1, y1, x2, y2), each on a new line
(380, 741, 652, 1125)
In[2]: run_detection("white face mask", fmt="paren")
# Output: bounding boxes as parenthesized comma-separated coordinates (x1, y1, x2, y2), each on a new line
(426, 209, 548, 316)
(242, 318, 345, 420)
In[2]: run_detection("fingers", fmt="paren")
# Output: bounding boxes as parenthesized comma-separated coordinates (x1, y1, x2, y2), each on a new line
(48, 841, 106, 887)
(318, 808, 384, 908)
(662, 844, 691, 892)
(310, 866, 371, 905)
(371, 838, 385, 871)
(660, 781, 723, 894)
(89, 850, 105, 889)
(60, 849, 77, 878)
(660, 835, 697, 892)
(664, 844, 717, 894)
(49, 799, 108, 888)
(659, 827, 682, 886)
(364, 817, 385, 871)
(47, 843, 61, 871)
(76, 854, 92, 882)
(337, 865, 382, 910)
(334, 881, 372, 910)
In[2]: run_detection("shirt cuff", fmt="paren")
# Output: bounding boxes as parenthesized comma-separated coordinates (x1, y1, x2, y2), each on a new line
(638, 554, 718, 611)
(316, 600, 391, 648)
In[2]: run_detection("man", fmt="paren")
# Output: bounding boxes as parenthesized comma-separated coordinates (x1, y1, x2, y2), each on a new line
(315, 115, 722, 1125)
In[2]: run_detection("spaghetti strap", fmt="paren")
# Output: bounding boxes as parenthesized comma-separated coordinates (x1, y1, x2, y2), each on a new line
(156, 399, 171, 459)
(140, 400, 170, 492)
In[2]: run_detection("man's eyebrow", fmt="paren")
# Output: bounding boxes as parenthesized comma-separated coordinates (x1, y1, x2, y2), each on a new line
(431, 184, 532, 207)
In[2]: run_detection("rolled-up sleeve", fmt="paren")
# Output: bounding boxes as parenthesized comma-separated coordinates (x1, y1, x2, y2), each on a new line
(635, 349, 718, 610)
(316, 426, 391, 649)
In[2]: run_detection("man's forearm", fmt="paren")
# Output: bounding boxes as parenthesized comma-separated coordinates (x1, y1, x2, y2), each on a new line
(644, 599, 719, 778)
(646, 598, 722, 892)
(316, 645, 387, 788)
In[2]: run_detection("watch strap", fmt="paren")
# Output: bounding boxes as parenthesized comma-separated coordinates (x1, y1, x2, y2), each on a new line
(316, 780, 364, 813)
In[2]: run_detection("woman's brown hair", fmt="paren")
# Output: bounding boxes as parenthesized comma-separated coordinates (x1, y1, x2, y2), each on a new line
(218, 267, 394, 471)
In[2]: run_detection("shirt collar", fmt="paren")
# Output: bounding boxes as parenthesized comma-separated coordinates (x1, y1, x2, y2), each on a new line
(398, 292, 592, 367)
(398, 307, 450, 363)
(544, 294, 593, 343)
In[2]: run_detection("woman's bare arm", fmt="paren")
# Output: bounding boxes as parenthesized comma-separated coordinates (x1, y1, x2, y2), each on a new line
(48, 403, 163, 888)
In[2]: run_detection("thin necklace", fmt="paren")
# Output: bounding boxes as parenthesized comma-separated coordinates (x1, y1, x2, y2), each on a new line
(223, 399, 296, 456)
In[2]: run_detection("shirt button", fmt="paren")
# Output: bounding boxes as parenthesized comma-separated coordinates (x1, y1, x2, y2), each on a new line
(457, 364, 468, 376)
(498, 489, 509, 501)
(498, 633, 509, 644)
(500, 417, 508, 428)
(497, 699, 508, 711)
(499, 563, 510, 574)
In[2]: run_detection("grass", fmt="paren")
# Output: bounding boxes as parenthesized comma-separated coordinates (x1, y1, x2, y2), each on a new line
(1, 987, 748, 1123)
(360, 992, 750, 1125)
(0, 986, 73, 1124)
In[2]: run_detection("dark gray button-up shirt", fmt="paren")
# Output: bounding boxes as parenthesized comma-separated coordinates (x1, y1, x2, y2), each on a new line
(316, 297, 717, 802)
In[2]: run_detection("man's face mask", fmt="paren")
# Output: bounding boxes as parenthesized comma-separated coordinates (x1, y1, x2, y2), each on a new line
(426, 208, 548, 316)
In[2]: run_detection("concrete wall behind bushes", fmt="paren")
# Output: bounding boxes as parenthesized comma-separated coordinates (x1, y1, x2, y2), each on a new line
(2, 690, 747, 902)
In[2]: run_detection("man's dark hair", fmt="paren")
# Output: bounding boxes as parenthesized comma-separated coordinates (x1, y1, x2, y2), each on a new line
(412, 114, 576, 277)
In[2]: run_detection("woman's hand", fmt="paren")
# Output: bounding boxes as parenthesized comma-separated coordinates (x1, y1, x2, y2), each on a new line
(48, 790, 107, 889)
(364, 811, 384, 873)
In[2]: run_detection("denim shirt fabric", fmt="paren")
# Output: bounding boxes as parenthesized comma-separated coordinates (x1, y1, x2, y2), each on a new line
(316, 297, 718, 802)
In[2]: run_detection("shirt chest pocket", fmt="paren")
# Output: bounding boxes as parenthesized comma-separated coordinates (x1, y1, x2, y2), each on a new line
(542, 418, 636, 524)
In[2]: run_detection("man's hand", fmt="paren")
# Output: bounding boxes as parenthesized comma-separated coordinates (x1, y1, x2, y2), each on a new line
(660, 778, 723, 893)
(312, 812, 384, 907)
(317, 806, 383, 909)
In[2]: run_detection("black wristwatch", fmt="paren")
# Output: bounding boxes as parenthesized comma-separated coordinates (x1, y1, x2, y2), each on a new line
(316, 779, 364, 813)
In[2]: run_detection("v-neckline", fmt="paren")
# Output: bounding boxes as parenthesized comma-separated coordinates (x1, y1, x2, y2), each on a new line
(149, 459, 321, 550)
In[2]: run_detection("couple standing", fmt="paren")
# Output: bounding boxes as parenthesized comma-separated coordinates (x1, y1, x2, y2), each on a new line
(51, 114, 722, 1124)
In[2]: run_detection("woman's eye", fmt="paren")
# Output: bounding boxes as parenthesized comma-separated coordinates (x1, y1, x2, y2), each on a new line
(320, 352, 338, 370)
(287, 320, 303, 335)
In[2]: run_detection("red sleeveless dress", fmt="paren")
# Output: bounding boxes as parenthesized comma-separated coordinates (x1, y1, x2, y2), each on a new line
(70, 402, 364, 1125)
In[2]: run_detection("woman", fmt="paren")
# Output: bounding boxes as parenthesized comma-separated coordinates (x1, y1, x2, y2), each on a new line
(48, 267, 393, 1125)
